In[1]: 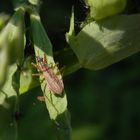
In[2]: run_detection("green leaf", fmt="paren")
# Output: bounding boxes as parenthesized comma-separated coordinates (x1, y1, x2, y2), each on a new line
(0, 14, 9, 30)
(30, 10, 66, 119)
(0, 45, 9, 88)
(0, 8, 25, 139)
(67, 14, 140, 70)
(0, 7, 25, 88)
(30, 10, 71, 140)
(19, 56, 40, 94)
(85, 0, 127, 20)
(0, 64, 18, 140)
(0, 7, 25, 65)
(28, 0, 41, 5)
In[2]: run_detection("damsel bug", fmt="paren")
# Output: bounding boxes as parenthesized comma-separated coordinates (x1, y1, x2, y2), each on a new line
(32, 53, 64, 95)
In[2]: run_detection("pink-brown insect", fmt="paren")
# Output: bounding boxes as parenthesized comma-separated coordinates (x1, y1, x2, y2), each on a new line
(32, 54, 64, 95)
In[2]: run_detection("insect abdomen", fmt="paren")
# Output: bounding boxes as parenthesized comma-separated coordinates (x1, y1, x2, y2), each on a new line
(43, 71, 64, 94)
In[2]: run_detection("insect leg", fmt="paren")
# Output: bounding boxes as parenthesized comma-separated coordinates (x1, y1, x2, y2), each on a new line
(31, 62, 42, 71)
(37, 96, 45, 102)
(60, 66, 65, 75)
(49, 62, 59, 69)
(32, 73, 42, 77)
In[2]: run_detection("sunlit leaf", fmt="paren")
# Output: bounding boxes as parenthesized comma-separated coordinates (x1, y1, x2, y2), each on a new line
(30, 10, 71, 140)
(67, 14, 140, 70)
(85, 0, 126, 20)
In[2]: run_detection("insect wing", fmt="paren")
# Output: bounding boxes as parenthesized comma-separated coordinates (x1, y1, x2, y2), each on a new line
(43, 69, 64, 94)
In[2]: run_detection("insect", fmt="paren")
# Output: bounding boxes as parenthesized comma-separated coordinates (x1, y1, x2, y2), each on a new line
(32, 53, 64, 95)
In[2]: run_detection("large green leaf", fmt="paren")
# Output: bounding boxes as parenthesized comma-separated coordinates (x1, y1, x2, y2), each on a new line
(30, 10, 71, 140)
(0, 8, 25, 88)
(67, 14, 140, 70)
(0, 8, 25, 65)
(0, 7, 25, 140)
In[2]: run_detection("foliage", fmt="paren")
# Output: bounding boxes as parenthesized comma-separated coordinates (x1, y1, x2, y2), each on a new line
(0, 0, 140, 140)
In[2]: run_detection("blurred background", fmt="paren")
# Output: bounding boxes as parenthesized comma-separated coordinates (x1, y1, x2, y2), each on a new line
(0, 0, 140, 140)
(65, 54, 140, 140)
